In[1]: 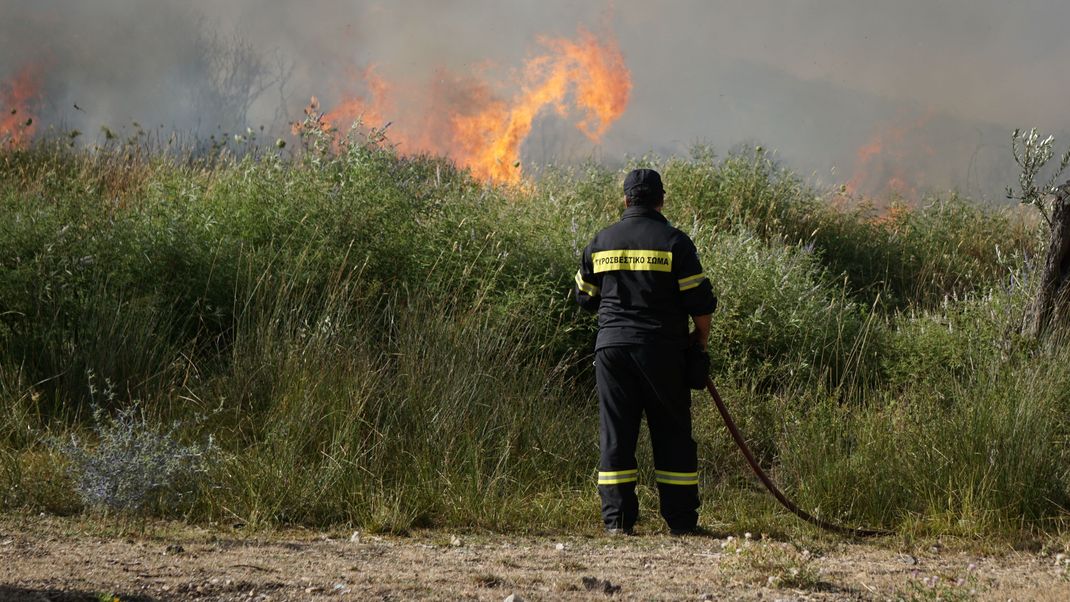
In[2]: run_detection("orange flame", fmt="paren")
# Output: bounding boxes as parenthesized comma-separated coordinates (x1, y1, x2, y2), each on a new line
(0, 66, 41, 148)
(322, 64, 394, 135)
(845, 112, 935, 201)
(307, 28, 631, 184)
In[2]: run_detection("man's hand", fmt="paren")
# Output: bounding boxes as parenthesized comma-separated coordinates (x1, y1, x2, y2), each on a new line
(690, 313, 711, 350)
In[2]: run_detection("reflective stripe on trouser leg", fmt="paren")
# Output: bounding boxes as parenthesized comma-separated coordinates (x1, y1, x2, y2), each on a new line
(633, 344, 700, 531)
(654, 470, 699, 486)
(598, 469, 638, 485)
(597, 347, 643, 531)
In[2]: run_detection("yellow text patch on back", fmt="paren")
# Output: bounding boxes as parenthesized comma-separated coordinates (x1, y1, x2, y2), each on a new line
(591, 250, 673, 273)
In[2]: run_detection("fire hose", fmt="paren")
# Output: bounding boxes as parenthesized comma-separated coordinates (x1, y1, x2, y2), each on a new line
(705, 377, 891, 537)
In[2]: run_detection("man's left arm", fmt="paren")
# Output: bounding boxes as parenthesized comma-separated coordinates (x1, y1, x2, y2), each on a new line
(690, 313, 712, 350)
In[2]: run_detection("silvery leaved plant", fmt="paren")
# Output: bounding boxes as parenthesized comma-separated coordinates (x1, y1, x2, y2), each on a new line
(58, 403, 214, 515)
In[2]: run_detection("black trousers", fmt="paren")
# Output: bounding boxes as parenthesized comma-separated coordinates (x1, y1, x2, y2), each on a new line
(595, 344, 700, 531)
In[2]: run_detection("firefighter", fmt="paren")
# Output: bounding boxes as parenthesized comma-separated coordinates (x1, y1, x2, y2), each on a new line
(574, 168, 717, 535)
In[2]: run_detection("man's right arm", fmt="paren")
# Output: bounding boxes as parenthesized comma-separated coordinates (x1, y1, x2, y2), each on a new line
(574, 243, 602, 313)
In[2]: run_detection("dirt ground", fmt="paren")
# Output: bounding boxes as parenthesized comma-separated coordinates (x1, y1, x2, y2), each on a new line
(2, 516, 1069, 601)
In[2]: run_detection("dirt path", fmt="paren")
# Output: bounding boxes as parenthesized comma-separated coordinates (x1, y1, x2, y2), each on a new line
(2, 516, 1069, 601)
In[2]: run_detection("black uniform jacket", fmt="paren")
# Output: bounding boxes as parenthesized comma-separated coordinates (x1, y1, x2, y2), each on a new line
(575, 206, 717, 350)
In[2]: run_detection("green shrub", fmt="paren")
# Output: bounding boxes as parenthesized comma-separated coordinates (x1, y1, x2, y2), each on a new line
(660, 148, 1037, 309)
(884, 286, 1030, 397)
(696, 227, 874, 388)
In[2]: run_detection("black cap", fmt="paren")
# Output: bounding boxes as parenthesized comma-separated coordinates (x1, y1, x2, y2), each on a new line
(623, 168, 664, 200)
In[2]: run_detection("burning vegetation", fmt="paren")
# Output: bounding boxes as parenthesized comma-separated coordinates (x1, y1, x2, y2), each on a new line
(845, 112, 936, 201)
(0, 66, 41, 148)
(299, 28, 632, 184)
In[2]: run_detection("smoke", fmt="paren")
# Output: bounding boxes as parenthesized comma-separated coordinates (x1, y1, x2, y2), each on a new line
(3, 0, 1069, 199)
(1, 2, 270, 138)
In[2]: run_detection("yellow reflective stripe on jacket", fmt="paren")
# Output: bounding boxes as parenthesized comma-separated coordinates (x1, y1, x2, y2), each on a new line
(598, 469, 638, 485)
(575, 270, 600, 296)
(591, 250, 673, 273)
(654, 470, 699, 485)
(678, 272, 705, 291)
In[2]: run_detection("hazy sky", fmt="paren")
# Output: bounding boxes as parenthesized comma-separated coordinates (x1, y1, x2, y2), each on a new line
(2, 0, 1067, 198)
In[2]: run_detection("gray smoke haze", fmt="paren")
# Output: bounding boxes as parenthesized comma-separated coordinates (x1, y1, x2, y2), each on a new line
(3, 0, 1068, 200)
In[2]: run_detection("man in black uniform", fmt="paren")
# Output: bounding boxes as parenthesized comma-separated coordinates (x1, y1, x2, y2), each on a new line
(574, 168, 717, 535)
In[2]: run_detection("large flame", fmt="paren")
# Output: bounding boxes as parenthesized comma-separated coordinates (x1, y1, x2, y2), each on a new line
(307, 28, 631, 184)
(321, 64, 394, 136)
(0, 66, 41, 148)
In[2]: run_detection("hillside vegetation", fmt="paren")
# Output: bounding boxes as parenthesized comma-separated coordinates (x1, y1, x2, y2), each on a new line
(1, 132, 1065, 538)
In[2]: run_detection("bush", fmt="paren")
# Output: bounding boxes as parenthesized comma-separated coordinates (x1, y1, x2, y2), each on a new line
(57, 389, 213, 515)
(883, 286, 1030, 397)
(660, 148, 1038, 309)
(688, 226, 880, 390)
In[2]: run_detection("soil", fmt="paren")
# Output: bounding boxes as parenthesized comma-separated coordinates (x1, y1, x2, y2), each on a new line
(2, 515, 1069, 601)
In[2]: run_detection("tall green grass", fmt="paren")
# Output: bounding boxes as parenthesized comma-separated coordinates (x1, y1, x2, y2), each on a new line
(0, 136, 1064, 537)
(188, 267, 594, 531)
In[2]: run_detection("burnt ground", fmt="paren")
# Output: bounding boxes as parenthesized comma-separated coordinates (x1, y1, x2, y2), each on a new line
(2, 515, 1069, 601)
